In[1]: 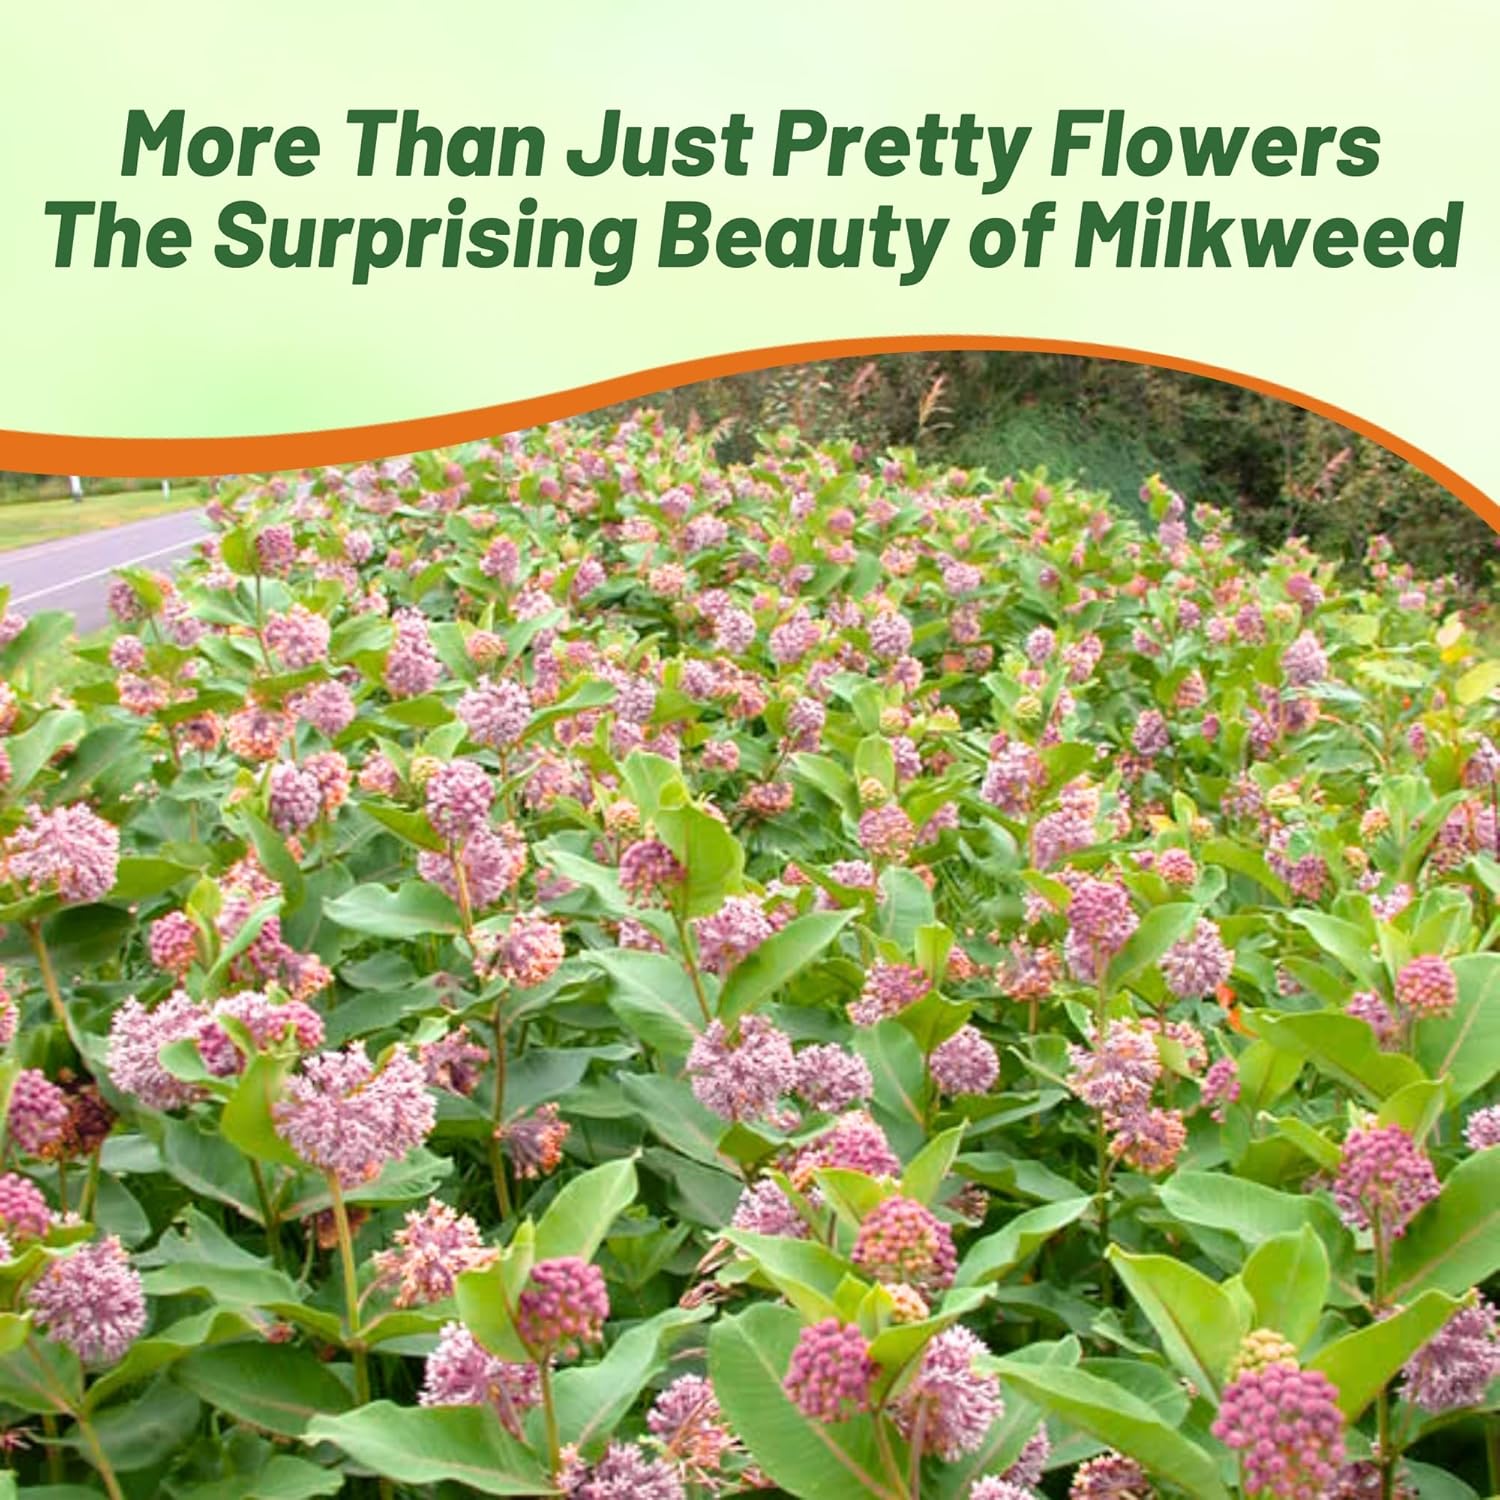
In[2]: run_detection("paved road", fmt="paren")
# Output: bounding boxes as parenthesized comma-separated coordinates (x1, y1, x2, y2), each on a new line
(0, 509, 210, 632)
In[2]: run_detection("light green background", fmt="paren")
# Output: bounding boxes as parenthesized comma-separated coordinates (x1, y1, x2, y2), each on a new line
(1, 1, 1495, 502)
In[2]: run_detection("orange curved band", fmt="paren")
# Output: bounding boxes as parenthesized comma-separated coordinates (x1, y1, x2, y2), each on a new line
(1, 336, 1495, 535)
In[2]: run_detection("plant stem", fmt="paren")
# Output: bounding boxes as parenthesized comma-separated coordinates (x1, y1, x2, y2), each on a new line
(27, 921, 68, 1030)
(249, 1159, 283, 1267)
(76, 1415, 126, 1500)
(672, 910, 712, 1024)
(537, 1360, 560, 1477)
(327, 1175, 370, 1406)
(1095, 1113, 1114, 1307)
(489, 998, 513, 1220)
(1372, 1214, 1396, 1500)
(41, 1413, 62, 1484)
(78, 1148, 103, 1222)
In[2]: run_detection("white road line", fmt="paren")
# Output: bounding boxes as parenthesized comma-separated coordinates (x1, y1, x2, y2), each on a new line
(1, 514, 201, 568)
(11, 535, 207, 604)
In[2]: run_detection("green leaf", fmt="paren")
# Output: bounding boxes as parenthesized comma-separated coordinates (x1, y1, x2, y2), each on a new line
(1376, 1078, 1449, 1143)
(721, 1230, 850, 1321)
(324, 881, 462, 939)
(996, 1361, 1229, 1500)
(85, 1308, 252, 1412)
(718, 910, 854, 1023)
(1239, 1227, 1329, 1351)
(534, 1157, 639, 1261)
(303, 1403, 552, 1495)
(1287, 911, 1381, 988)
(549, 1305, 711, 1449)
(219, 1053, 303, 1168)
(1199, 837, 1288, 901)
(137, 1209, 301, 1308)
(708, 1304, 906, 1500)
(900, 1125, 965, 1206)
(1456, 659, 1500, 706)
(955, 1198, 1091, 1288)
(1103, 902, 1199, 995)
(1249, 1011, 1424, 1104)
(1387, 1149, 1500, 1301)
(656, 803, 745, 918)
(1415, 954, 1500, 1101)
(591, 948, 704, 1055)
(1107, 1249, 1245, 1396)
(79, 1377, 201, 1473)
(1307, 1290, 1460, 1419)
(4, 709, 86, 795)
(174, 1343, 353, 1438)
(1158, 1171, 1354, 1273)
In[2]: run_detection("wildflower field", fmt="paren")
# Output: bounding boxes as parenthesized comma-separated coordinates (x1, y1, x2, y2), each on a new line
(0, 418, 1496, 1500)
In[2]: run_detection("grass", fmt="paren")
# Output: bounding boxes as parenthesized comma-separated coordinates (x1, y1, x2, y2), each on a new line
(0, 485, 206, 553)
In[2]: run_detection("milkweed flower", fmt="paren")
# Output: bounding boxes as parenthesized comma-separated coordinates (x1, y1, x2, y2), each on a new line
(793, 1044, 873, 1113)
(268, 763, 323, 834)
(562, 1442, 685, 1500)
(791, 1110, 902, 1185)
(1332, 1124, 1439, 1239)
(692, 897, 773, 975)
(1062, 877, 1138, 982)
(851, 1195, 956, 1292)
(782, 1319, 876, 1421)
(1394, 955, 1458, 1020)
(419, 1321, 540, 1436)
(647, 1374, 737, 1485)
(383, 608, 443, 698)
(1212, 1360, 1345, 1498)
(457, 679, 532, 749)
(27, 1237, 146, 1366)
(891, 1325, 1002, 1459)
(970, 1482, 1033, 1500)
(4, 804, 120, 905)
(515, 1256, 609, 1357)
(730, 1178, 808, 1239)
(273, 1043, 435, 1186)
(1465, 1106, 1500, 1151)
(930, 1026, 1000, 1096)
(0, 1172, 51, 1239)
(425, 760, 495, 841)
(1066, 1021, 1160, 1127)
(498, 1102, 571, 1180)
(1069, 1452, 1155, 1498)
(619, 838, 686, 898)
(1399, 1297, 1500, 1411)
(687, 1016, 795, 1123)
(264, 604, 330, 668)
(372, 1201, 495, 1307)
(289, 679, 356, 738)
(106, 993, 211, 1111)
(1160, 919, 1232, 999)
(7, 1070, 69, 1158)
(849, 962, 929, 1026)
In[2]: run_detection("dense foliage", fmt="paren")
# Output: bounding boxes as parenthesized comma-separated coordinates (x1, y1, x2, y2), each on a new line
(598, 354, 1497, 590)
(0, 419, 1495, 1499)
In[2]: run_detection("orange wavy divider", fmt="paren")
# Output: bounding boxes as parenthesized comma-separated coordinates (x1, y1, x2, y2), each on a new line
(1, 335, 1495, 534)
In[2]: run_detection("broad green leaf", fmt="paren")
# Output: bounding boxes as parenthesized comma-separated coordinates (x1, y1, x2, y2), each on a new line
(1249, 1011, 1424, 1103)
(721, 1230, 850, 1321)
(1307, 1290, 1460, 1419)
(718, 910, 854, 1023)
(323, 881, 462, 939)
(900, 1124, 965, 1206)
(955, 1198, 1091, 1287)
(220, 1053, 302, 1168)
(656, 804, 745, 918)
(79, 1377, 201, 1473)
(1376, 1078, 1449, 1143)
(592, 948, 705, 1055)
(1287, 912, 1381, 988)
(1387, 1149, 1500, 1301)
(996, 1361, 1229, 1500)
(1103, 902, 1200, 995)
(137, 1209, 301, 1309)
(1415, 954, 1500, 1101)
(4, 708, 86, 795)
(1239, 1227, 1329, 1351)
(549, 1305, 711, 1449)
(708, 1304, 905, 1500)
(85, 1309, 252, 1412)
(174, 1343, 353, 1438)
(303, 1402, 551, 1495)
(1456, 660, 1500, 706)
(1107, 1248, 1245, 1396)
(533, 1157, 639, 1261)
